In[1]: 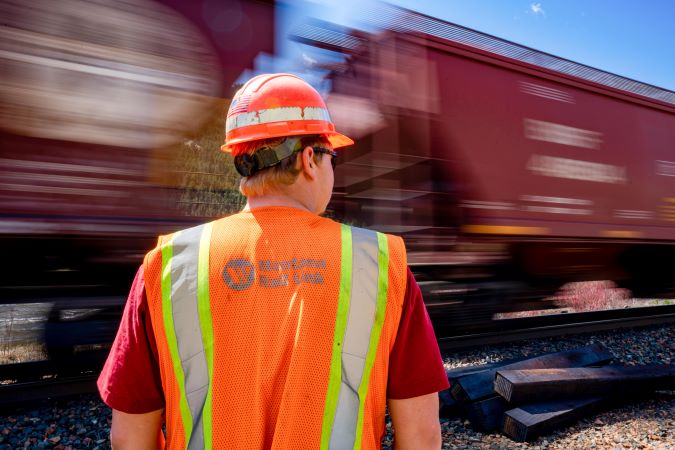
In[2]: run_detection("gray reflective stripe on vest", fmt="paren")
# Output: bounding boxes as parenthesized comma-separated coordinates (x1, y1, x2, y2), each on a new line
(169, 224, 209, 450)
(329, 227, 384, 450)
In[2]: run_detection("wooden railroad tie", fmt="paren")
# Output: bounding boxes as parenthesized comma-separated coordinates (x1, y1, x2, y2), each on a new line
(446, 343, 613, 431)
(497, 364, 675, 441)
(449, 343, 613, 403)
(440, 357, 526, 417)
(501, 397, 606, 442)
(494, 364, 675, 403)
(442, 342, 674, 441)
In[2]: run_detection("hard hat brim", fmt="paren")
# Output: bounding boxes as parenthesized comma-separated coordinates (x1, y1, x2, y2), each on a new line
(221, 130, 354, 154)
(327, 132, 355, 149)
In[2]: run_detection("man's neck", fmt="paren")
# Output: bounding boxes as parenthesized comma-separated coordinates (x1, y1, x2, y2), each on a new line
(244, 193, 314, 213)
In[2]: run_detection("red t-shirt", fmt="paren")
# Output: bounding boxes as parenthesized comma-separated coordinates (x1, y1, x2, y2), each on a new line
(98, 265, 448, 413)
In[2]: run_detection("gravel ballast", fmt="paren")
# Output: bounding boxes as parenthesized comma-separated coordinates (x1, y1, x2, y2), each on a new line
(0, 324, 672, 449)
(0, 396, 111, 450)
(430, 323, 674, 450)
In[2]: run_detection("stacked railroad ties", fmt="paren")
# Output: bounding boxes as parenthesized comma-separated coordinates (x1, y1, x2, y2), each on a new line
(439, 344, 675, 441)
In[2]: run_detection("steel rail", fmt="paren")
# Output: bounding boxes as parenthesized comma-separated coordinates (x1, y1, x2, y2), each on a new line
(438, 308, 675, 350)
(0, 375, 98, 409)
(0, 351, 107, 408)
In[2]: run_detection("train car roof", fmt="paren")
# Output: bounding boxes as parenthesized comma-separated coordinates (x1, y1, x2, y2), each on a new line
(292, 4, 675, 109)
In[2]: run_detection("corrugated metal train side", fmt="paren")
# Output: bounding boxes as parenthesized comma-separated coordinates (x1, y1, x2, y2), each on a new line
(321, 23, 675, 301)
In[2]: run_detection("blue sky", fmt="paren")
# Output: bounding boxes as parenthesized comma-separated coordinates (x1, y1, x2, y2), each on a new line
(275, 0, 675, 91)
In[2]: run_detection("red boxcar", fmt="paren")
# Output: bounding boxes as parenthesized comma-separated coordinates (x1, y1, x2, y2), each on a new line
(296, 9, 675, 299)
(0, 0, 274, 296)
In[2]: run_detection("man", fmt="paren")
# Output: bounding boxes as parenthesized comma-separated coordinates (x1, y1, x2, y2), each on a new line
(98, 73, 448, 449)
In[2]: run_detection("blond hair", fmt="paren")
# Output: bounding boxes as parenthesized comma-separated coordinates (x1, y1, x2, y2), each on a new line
(231, 135, 330, 197)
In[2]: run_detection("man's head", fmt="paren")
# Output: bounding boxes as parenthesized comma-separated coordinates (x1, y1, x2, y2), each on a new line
(229, 134, 334, 198)
(221, 73, 352, 213)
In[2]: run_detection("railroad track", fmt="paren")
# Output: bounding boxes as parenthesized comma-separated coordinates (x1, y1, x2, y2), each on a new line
(437, 304, 675, 350)
(0, 375, 98, 410)
(0, 351, 107, 409)
(1, 306, 673, 408)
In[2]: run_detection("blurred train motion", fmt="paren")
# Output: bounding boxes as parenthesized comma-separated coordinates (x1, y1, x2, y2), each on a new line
(292, 6, 675, 334)
(1, 1, 674, 360)
(0, 0, 274, 359)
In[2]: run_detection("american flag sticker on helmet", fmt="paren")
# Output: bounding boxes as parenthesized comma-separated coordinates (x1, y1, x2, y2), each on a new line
(228, 93, 252, 117)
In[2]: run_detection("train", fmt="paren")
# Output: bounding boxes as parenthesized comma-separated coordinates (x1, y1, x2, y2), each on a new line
(292, 7, 675, 332)
(0, 0, 275, 356)
(0, 0, 274, 292)
(1, 1, 674, 354)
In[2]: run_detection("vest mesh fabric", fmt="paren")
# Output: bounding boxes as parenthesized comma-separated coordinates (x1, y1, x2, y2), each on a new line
(143, 207, 407, 449)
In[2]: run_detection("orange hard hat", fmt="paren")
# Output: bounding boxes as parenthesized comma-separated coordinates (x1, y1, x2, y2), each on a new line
(221, 73, 354, 155)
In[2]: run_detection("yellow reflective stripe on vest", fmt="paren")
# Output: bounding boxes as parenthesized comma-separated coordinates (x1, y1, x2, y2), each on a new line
(321, 225, 353, 449)
(161, 224, 213, 450)
(321, 225, 390, 450)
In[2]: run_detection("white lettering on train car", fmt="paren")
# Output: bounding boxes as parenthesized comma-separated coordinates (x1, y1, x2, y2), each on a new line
(460, 200, 515, 210)
(521, 195, 593, 206)
(656, 160, 675, 177)
(519, 81, 575, 104)
(614, 210, 653, 220)
(524, 118, 603, 149)
(523, 205, 592, 215)
(527, 155, 627, 184)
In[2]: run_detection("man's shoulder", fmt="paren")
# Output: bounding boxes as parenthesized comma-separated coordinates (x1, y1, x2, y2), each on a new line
(338, 224, 407, 256)
(156, 213, 246, 245)
(337, 222, 396, 237)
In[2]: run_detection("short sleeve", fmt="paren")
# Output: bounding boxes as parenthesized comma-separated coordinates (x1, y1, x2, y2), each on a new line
(387, 268, 449, 399)
(97, 265, 165, 413)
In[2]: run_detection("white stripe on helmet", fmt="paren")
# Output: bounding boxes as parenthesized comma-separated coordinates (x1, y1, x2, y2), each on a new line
(226, 106, 332, 133)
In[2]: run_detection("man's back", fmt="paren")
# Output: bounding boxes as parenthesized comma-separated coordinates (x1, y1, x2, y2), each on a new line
(143, 207, 407, 449)
(100, 73, 447, 450)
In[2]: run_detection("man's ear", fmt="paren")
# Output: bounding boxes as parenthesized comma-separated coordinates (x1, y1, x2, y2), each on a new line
(300, 145, 318, 180)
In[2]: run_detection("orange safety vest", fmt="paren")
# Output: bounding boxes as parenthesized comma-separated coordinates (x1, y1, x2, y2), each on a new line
(143, 207, 407, 450)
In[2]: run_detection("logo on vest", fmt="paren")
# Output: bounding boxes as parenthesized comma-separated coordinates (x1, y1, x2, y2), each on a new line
(222, 258, 256, 291)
